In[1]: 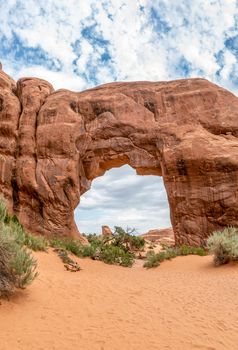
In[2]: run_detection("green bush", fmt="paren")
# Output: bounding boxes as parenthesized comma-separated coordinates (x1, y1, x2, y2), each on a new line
(119, 252, 135, 267)
(79, 244, 100, 259)
(50, 236, 88, 257)
(55, 229, 137, 267)
(100, 245, 134, 267)
(108, 226, 145, 252)
(143, 245, 207, 268)
(207, 226, 238, 266)
(85, 233, 100, 244)
(8, 217, 26, 246)
(58, 239, 82, 256)
(143, 251, 162, 268)
(23, 233, 48, 252)
(129, 235, 145, 250)
(49, 236, 66, 249)
(177, 245, 207, 256)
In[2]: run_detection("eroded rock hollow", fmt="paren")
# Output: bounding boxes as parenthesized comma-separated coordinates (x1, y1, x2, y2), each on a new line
(1, 66, 238, 245)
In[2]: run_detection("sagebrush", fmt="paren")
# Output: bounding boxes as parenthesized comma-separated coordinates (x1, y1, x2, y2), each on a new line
(0, 199, 38, 298)
(207, 226, 238, 266)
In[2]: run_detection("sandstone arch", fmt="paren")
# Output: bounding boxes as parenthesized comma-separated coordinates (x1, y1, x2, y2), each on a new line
(1, 66, 238, 246)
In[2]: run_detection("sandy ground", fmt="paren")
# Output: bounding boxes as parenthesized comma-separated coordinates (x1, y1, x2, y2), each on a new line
(0, 250, 238, 350)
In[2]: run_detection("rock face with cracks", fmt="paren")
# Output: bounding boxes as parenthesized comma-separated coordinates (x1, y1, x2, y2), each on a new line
(1, 66, 238, 245)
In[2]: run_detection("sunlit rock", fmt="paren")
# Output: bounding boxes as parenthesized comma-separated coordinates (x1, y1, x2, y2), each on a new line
(1, 68, 238, 245)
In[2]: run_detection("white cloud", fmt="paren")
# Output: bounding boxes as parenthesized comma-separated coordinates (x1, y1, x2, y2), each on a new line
(1, 0, 238, 89)
(13, 65, 87, 91)
(75, 165, 171, 234)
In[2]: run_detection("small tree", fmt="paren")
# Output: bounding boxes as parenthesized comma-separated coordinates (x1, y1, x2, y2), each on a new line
(110, 226, 145, 252)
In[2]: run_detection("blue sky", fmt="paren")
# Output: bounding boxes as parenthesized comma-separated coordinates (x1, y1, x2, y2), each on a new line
(1, 0, 238, 233)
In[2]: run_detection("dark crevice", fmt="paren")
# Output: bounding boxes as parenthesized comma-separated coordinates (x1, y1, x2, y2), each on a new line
(0, 97, 3, 112)
(10, 83, 22, 213)
(14, 82, 23, 130)
(63, 178, 74, 202)
(176, 158, 188, 176)
(11, 167, 20, 212)
(144, 100, 156, 114)
(70, 100, 79, 113)
(38, 200, 44, 218)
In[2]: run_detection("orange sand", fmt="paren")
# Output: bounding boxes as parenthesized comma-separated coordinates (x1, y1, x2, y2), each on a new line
(1, 250, 238, 350)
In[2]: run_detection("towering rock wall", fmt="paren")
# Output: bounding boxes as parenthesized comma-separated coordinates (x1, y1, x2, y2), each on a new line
(1, 66, 238, 245)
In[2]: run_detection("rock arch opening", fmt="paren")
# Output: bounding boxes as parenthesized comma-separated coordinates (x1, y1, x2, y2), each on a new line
(1, 66, 238, 246)
(75, 165, 171, 235)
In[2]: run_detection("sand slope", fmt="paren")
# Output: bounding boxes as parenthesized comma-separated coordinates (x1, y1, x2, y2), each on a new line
(1, 250, 238, 350)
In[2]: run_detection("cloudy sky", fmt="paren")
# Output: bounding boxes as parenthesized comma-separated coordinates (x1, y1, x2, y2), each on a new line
(1, 0, 238, 233)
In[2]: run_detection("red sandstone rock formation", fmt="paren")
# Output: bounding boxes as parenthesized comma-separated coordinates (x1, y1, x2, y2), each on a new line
(1, 65, 238, 245)
(101, 225, 113, 237)
(141, 228, 175, 245)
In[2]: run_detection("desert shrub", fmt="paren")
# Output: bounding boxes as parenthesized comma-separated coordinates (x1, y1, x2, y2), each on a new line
(9, 220, 48, 252)
(49, 237, 82, 255)
(79, 244, 101, 259)
(119, 252, 135, 267)
(0, 224, 38, 297)
(143, 245, 207, 268)
(129, 235, 145, 250)
(50, 236, 103, 261)
(55, 231, 136, 267)
(60, 239, 82, 256)
(109, 226, 145, 252)
(50, 235, 96, 258)
(0, 227, 16, 297)
(0, 199, 39, 297)
(100, 245, 134, 267)
(76, 238, 134, 266)
(207, 226, 238, 266)
(50, 227, 143, 268)
(23, 233, 48, 252)
(143, 251, 162, 268)
(0, 199, 7, 222)
(49, 236, 66, 249)
(49, 236, 103, 258)
(0, 200, 47, 252)
(85, 233, 100, 244)
(143, 249, 177, 268)
(177, 245, 207, 256)
(9, 243, 38, 288)
(53, 248, 81, 272)
(7, 217, 26, 246)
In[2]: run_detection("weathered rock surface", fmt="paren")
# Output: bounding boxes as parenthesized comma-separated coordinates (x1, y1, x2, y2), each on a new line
(1, 65, 238, 245)
(141, 228, 175, 245)
(101, 225, 113, 237)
